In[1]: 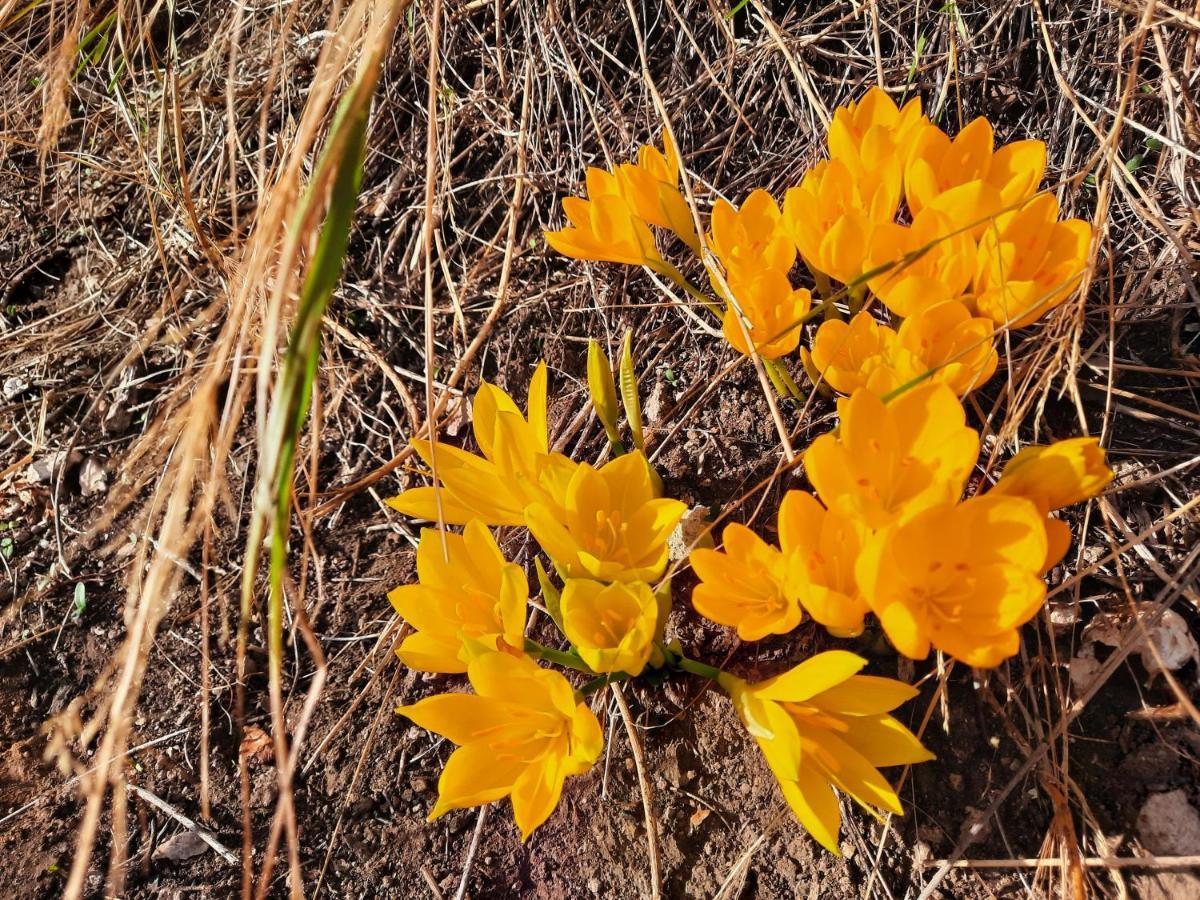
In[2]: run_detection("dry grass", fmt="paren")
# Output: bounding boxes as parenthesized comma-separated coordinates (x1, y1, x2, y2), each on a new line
(1, 0, 1198, 897)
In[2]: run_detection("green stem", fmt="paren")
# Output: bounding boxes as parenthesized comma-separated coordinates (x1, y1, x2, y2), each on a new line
(661, 265, 724, 318)
(578, 672, 629, 698)
(526, 640, 595, 674)
(674, 654, 723, 681)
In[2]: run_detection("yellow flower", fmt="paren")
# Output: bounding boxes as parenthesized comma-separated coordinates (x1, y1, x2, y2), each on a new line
(805, 384, 979, 529)
(388, 363, 578, 526)
(778, 491, 870, 635)
(828, 87, 928, 173)
(802, 312, 904, 396)
(973, 193, 1092, 328)
(722, 269, 812, 359)
(783, 158, 897, 286)
(856, 494, 1049, 667)
(865, 208, 975, 316)
(906, 117, 1046, 232)
(525, 451, 686, 584)
(544, 167, 666, 269)
(993, 437, 1112, 513)
(616, 132, 700, 252)
(388, 521, 527, 673)
(990, 437, 1112, 573)
(560, 579, 658, 676)
(709, 189, 795, 283)
(690, 522, 805, 641)
(721, 651, 933, 854)
(398, 652, 603, 840)
(895, 300, 998, 397)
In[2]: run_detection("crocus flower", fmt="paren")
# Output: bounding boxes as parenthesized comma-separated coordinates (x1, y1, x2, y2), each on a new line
(784, 158, 898, 286)
(690, 522, 805, 641)
(805, 384, 979, 529)
(388, 363, 578, 527)
(388, 521, 527, 673)
(560, 579, 658, 676)
(894, 300, 998, 397)
(722, 268, 812, 359)
(802, 312, 904, 396)
(856, 494, 1049, 667)
(827, 87, 928, 174)
(865, 208, 975, 315)
(990, 437, 1112, 571)
(398, 652, 603, 840)
(720, 651, 933, 854)
(709, 189, 795, 284)
(544, 167, 667, 269)
(525, 450, 686, 584)
(777, 491, 870, 636)
(906, 117, 1046, 232)
(973, 193, 1092, 328)
(616, 132, 700, 252)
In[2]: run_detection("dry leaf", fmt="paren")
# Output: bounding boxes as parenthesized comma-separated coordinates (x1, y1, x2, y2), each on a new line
(240, 725, 274, 764)
(152, 830, 210, 863)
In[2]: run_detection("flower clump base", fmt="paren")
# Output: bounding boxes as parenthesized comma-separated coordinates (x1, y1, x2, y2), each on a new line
(384, 88, 1111, 856)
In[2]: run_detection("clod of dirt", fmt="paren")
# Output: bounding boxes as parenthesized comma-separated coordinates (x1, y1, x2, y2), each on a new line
(24, 450, 81, 484)
(2, 375, 31, 400)
(667, 505, 714, 560)
(1137, 790, 1200, 856)
(152, 830, 211, 863)
(79, 457, 108, 497)
(1073, 606, 1200, 690)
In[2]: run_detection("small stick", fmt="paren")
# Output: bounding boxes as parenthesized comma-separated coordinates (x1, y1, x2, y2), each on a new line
(612, 684, 661, 900)
(924, 856, 1200, 870)
(453, 804, 489, 900)
(127, 784, 237, 866)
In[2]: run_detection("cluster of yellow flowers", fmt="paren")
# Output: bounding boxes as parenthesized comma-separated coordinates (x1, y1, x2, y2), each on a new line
(546, 87, 1092, 399)
(385, 88, 1111, 855)
(693, 384, 1112, 667)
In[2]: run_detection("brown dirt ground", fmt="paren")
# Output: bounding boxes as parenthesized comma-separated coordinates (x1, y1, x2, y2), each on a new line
(3, 2, 1200, 898)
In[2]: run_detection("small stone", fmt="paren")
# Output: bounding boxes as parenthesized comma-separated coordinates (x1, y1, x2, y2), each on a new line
(587, 878, 601, 894)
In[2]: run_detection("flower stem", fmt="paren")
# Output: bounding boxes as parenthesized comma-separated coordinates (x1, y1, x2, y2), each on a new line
(673, 653, 723, 682)
(526, 640, 595, 674)
(578, 672, 629, 698)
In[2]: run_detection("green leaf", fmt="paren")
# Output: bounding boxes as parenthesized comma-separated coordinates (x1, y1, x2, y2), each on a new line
(535, 558, 565, 635)
(71, 582, 87, 622)
(587, 340, 622, 449)
(619, 331, 644, 451)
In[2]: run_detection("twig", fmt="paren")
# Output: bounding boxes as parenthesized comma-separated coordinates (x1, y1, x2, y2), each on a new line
(127, 783, 238, 866)
(612, 684, 661, 900)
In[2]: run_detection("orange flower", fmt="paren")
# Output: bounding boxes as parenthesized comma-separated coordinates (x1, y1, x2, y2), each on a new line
(802, 313, 904, 396)
(690, 522, 805, 641)
(720, 651, 933, 853)
(865, 208, 975, 316)
(525, 451, 686, 584)
(722, 269, 812, 359)
(906, 117, 1046, 233)
(973, 193, 1092, 328)
(778, 491, 870, 635)
(709, 189, 795, 283)
(388, 363, 577, 527)
(856, 495, 1048, 667)
(544, 167, 666, 269)
(990, 437, 1112, 572)
(784, 158, 897, 286)
(616, 132, 700, 252)
(828, 87, 928, 173)
(895, 300, 998, 397)
(388, 521, 527, 673)
(805, 384, 979, 529)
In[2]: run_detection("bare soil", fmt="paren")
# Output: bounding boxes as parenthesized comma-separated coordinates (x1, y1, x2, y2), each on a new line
(2, 2, 1199, 898)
